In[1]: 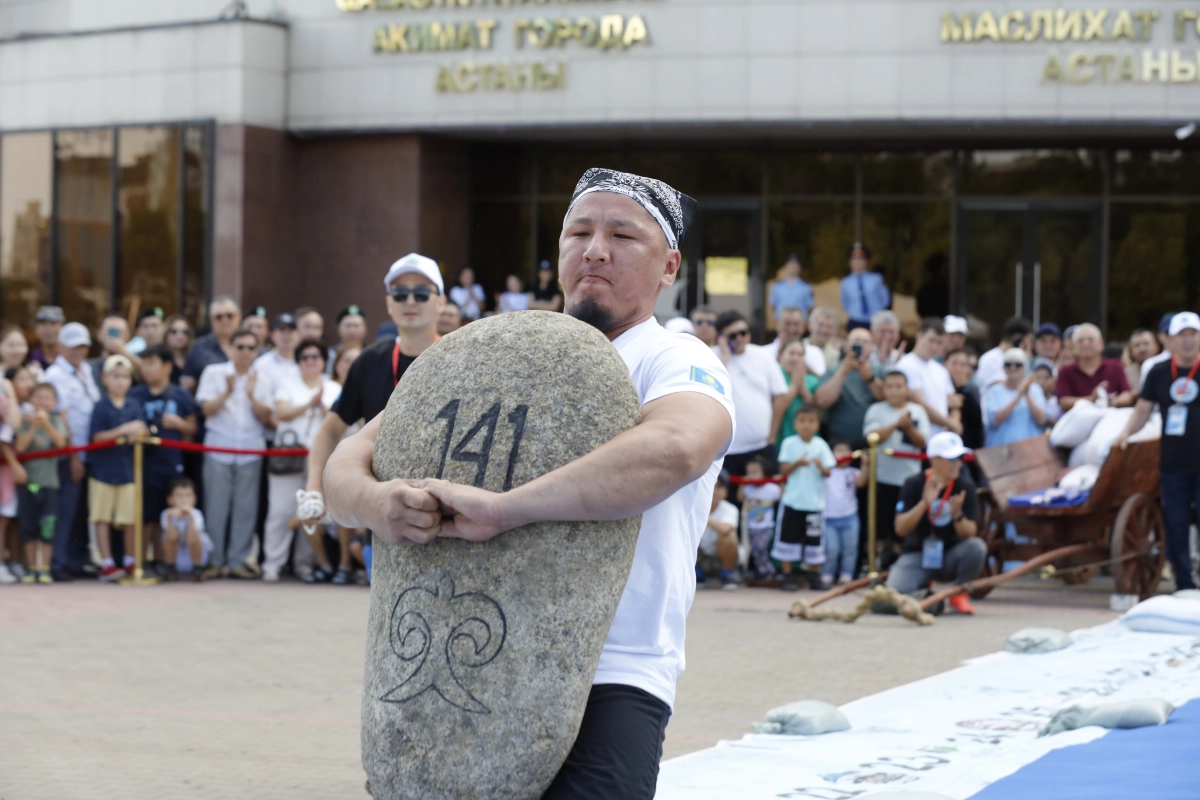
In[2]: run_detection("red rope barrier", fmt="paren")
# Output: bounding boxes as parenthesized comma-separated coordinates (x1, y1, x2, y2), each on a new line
(727, 447, 974, 483)
(15, 439, 121, 462)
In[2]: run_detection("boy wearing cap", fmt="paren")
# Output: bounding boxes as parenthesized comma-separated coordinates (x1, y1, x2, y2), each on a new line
(888, 431, 986, 615)
(89, 355, 149, 581)
(1119, 311, 1200, 591)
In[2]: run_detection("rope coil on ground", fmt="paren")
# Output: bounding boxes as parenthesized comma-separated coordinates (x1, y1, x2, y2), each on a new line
(788, 585, 936, 626)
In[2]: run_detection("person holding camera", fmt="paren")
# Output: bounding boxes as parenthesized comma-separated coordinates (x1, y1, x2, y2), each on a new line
(813, 326, 883, 451)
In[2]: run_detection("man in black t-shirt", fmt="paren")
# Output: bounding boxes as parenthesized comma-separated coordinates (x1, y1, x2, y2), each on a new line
(1118, 311, 1200, 590)
(300, 253, 444, 532)
(887, 431, 986, 615)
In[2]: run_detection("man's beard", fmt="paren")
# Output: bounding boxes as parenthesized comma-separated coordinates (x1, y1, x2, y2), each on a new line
(566, 297, 616, 333)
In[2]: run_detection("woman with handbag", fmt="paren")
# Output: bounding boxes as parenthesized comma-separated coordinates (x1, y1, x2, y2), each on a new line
(261, 339, 342, 583)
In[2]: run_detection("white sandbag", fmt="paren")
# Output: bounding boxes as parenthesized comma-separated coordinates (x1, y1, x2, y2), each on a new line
(1121, 595, 1200, 635)
(1175, 589, 1200, 601)
(1050, 399, 1106, 448)
(1039, 697, 1174, 736)
(1075, 408, 1133, 466)
(753, 700, 850, 736)
(1006, 627, 1072, 653)
(1058, 465, 1099, 492)
(1130, 410, 1162, 443)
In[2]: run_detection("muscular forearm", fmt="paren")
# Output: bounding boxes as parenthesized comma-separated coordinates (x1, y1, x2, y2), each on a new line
(322, 420, 378, 528)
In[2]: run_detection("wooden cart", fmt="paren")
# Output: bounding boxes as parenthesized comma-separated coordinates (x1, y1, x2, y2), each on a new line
(972, 436, 1166, 601)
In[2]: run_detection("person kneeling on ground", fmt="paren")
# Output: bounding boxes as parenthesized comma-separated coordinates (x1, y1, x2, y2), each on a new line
(887, 431, 985, 615)
(696, 471, 740, 589)
(161, 478, 212, 581)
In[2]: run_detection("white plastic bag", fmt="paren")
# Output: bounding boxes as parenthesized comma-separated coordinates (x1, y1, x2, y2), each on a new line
(1050, 399, 1106, 448)
(1006, 628, 1072, 654)
(753, 700, 850, 736)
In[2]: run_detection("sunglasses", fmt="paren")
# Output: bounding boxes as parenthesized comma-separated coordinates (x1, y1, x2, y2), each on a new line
(298, 352, 323, 362)
(726, 329, 750, 339)
(168, 327, 190, 335)
(693, 318, 716, 327)
(390, 287, 435, 303)
(234, 343, 257, 352)
(1004, 362, 1025, 369)
(213, 313, 236, 321)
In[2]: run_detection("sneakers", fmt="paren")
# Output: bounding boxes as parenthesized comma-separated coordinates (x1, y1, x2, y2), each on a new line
(718, 569, 739, 590)
(781, 573, 799, 592)
(262, 569, 280, 583)
(305, 567, 334, 584)
(8, 562, 28, 581)
(0, 563, 15, 584)
(229, 565, 259, 580)
(332, 568, 352, 585)
(948, 593, 976, 615)
(99, 564, 126, 582)
(694, 565, 706, 584)
(20, 570, 36, 584)
(37, 567, 53, 585)
(817, 573, 834, 590)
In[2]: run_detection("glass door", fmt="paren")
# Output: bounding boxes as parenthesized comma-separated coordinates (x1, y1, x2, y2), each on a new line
(958, 202, 1099, 340)
(682, 204, 762, 339)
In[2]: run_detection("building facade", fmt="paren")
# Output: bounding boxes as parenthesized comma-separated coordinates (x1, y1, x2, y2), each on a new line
(2, 0, 1199, 339)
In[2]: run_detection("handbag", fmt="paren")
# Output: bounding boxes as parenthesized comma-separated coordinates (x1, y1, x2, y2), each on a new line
(269, 407, 315, 476)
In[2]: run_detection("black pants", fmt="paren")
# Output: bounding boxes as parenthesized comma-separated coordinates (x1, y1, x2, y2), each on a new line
(542, 684, 671, 800)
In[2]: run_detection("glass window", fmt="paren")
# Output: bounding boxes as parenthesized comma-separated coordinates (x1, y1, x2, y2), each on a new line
(536, 199, 568, 279)
(959, 149, 1102, 196)
(860, 202, 952, 314)
(55, 129, 114, 332)
(472, 144, 530, 198)
(537, 147, 624, 197)
(768, 152, 856, 196)
(1113, 150, 1200, 195)
(625, 149, 761, 197)
(766, 201, 856, 291)
(0, 133, 53, 330)
(862, 152, 953, 196)
(117, 126, 181, 321)
(1108, 203, 1200, 340)
(182, 125, 209, 326)
(469, 201, 532, 304)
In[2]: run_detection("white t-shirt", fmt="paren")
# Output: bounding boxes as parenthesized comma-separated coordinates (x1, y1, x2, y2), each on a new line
(252, 350, 301, 414)
(896, 352, 955, 436)
(449, 284, 486, 319)
(742, 481, 781, 532)
(498, 292, 529, 314)
(274, 376, 342, 448)
(698, 498, 739, 556)
(195, 363, 270, 465)
(759, 340, 826, 377)
(823, 466, 860, 519)
(718, 345, 788, 455)
(594, 317, 735, 710)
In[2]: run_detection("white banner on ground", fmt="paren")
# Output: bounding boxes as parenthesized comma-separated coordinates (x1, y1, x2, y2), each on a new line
(657, 623, 1200, 800)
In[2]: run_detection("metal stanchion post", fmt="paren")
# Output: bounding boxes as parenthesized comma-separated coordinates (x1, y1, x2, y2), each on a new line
(866, 431, 880, 580)
(120, 436, 159, 586)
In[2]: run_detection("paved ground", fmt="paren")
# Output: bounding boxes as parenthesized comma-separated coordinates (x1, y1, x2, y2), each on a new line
(0, 575, 1123, 799)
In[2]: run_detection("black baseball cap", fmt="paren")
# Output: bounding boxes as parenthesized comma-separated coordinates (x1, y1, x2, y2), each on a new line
(1160, 312, 1178, 334)
(272, 313, 297, 331)
(1035, 322, 1061, 340)
(538, 260, 553, 271)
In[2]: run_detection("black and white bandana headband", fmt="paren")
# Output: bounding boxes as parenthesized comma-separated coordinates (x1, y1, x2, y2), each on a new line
(565, 168, 697, 250)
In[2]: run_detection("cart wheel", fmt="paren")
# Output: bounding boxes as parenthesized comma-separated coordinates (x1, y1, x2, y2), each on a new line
(970, 492, 1003, 600)
(1110, 492, 1166, 600)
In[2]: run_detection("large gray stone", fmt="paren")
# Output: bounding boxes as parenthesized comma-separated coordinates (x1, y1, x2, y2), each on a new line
(365, 311, 643, 799)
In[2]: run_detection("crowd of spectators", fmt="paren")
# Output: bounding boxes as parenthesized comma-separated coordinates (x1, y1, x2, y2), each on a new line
(692, 247, 1196, 608)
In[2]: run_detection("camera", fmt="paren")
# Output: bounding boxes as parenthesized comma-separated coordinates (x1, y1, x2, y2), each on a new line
(851, 342, 864, 359)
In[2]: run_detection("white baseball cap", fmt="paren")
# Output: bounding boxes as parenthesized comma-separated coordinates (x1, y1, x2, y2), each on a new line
(943, 315, 969, 335)
(663, 317, 695, 335)
(1169, 311, 1200, 336)
(59, 322, 91, 349)
(927, 431, 971, 461)
(383, 253, 444, 295)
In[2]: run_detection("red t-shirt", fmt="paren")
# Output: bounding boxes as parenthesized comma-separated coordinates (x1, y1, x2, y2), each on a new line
(1055, 358, 1130, 400)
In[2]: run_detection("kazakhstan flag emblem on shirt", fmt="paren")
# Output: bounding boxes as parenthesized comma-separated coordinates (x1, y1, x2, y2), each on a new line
(690, 366, 725, 395)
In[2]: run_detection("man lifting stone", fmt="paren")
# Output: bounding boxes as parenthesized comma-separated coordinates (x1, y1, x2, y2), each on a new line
(324, 169, 735, 798)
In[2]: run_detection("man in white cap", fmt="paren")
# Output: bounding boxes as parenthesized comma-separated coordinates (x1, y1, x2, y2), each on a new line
(1118, 310, 1200, 591)
(942, 315, 969, 356)
(44, 321, 101, 580)
(298, 253, 445, 545)
(888, 430, 986, 615)
(322, 168, 734, 797)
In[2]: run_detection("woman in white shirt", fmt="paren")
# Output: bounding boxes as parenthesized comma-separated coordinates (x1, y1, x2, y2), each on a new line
(497, 274, 531, 314)
(448, 267, 486, 320)
(261, 339, 342, 583)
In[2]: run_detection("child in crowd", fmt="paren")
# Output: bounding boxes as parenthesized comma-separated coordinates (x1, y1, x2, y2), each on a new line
(161, 477, 211, 580)
(864, 371, 930, 570)
(773, 405, 836, 591)
(0, 373, 27, 584)
(697, 471, 740, 589)
(14, 383, 67, 583)
(821, 439, 868, 588)
(1031, 358, 1062, 426)
(738, 456, 781, 581)
(88, 355, 148, 581)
